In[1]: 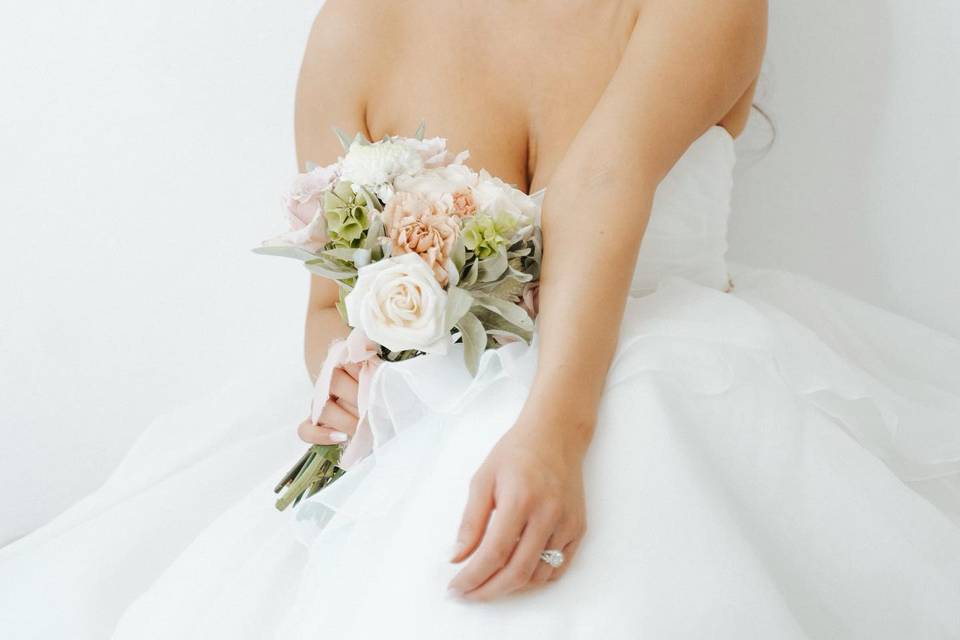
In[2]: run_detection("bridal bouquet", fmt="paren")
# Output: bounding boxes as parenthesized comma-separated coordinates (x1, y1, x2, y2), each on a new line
(256, 125, 543, 510)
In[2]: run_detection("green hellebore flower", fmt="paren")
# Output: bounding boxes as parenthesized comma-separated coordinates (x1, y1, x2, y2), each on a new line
(462, 212, 517, 259)
(324, 181, 370, 248)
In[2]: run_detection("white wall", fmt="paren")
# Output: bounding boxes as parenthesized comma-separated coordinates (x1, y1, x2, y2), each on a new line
(1, 0, 958, 544)
(0, 0, 322, 543)
(730, 0, 960, 338)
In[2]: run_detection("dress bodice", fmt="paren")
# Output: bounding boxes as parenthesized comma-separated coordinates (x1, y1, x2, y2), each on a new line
(630, 125, 736, 296)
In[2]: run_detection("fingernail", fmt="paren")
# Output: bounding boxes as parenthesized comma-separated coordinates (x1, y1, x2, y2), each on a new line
(446, 586, 463, 598)
(329, 431, 348, 443)
(449, 540, 465, 561)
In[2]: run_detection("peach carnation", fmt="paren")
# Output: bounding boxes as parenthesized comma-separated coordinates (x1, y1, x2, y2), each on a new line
(382, 192, 460, 286)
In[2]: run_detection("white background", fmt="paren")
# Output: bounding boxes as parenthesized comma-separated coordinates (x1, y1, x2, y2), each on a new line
(1, 0, 958, 544)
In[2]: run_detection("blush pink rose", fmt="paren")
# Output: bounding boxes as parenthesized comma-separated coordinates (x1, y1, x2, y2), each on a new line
(382, 192, 460, 286)
(276, 164, 339, 250)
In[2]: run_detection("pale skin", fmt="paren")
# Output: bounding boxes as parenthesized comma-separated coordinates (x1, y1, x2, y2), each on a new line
(295, 0, 766, 602)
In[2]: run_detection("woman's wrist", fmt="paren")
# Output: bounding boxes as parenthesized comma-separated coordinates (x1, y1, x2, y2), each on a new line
(515, 383, 600, 462)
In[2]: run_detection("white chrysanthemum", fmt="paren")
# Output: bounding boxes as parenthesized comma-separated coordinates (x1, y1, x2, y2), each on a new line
(340, 140, 425, 200)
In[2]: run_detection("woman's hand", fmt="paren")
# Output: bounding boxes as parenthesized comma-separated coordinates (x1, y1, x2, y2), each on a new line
(297, 362, 362, 445)
(447, 403, 591, 601)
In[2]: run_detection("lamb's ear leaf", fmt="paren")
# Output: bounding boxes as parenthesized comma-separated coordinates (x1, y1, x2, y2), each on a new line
(252, 245, 319, 261)
(364, 215, 384, 250)
(304, 257, 357, 280)
(460, 259, 479, 287)
(445, 287, 474, 332)
(477, 250, 508, 283)
(469, 294, 534, 331)
(414, 120, 426, 141)
(322, 247, 362, 261)
(332, 127, 354, 151)
(472, 307, 533, 343)
(455, 312, 487, 376)
(450, 236, 466, 271)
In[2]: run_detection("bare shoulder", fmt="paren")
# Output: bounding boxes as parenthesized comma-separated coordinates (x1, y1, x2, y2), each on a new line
(295, 0, 400, 168)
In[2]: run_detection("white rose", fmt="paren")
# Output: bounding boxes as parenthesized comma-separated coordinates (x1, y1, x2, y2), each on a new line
(344, 253, 451, 355)
(474, 169, 540, 226)
(394, 163, 479, 210)
(340, 140, 425, 201)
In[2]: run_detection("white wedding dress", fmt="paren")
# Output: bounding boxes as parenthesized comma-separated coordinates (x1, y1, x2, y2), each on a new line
(3, 126, 960, 639)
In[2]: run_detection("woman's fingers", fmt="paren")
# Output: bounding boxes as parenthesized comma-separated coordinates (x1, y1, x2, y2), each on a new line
(296, 418, 350, 445)
(450, 472, 495, 563)
(340, 362, 362, 381)
(548, 538, 581, 582)
(447, 494, 527, 596)
(316, 397, 358, 435)
(459, 510, 555, 601)
(329, 368, 359, 412)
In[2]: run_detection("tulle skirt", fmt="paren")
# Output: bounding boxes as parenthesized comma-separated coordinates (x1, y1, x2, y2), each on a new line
(2, 263, 959, 639)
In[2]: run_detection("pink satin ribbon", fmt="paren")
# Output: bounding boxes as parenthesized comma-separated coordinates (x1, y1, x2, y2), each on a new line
(311, 329, 383, 469)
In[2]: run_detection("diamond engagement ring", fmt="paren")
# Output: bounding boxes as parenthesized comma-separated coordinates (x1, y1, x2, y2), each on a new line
(539, 549, 565, 568)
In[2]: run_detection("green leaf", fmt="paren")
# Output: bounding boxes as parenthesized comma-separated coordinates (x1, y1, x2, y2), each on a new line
(253, 244, 320, 261)
(364, 215, 384, 250)
(304, 257, 357, 280)
(477, 250, 508, 283)
(459, 259, 478, 288)
(472, 307, 533, 343)
(414, 120, 426, 141)
(470, 294, 534, 331)
(333, 126, 354, 151)
(455, 312, 487, 376)
(322, 247, 363, 262)
(445, 287, 474, 332)
(450, 236, 466, 272)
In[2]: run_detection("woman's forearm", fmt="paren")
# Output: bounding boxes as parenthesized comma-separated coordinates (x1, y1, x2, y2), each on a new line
(305, 306, 351, 383)
(525, 173, 659, 449)
(520, 0, 766, 452)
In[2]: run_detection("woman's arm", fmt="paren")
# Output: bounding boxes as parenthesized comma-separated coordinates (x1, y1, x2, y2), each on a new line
(294, 2, 378, 444)
(449, 0, 767, 600)
(295, 2, 374, 383)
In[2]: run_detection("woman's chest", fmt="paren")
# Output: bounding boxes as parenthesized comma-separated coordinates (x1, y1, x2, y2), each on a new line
(363, 0, 640, 193)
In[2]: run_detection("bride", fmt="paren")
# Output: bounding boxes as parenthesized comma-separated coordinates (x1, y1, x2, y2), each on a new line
(3, 0, 960, 637)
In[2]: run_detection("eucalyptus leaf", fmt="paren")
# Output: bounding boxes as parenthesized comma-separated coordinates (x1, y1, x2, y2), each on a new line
(253, 244, 320, 261)
(414, 120, 426, 141)
(444, 287, 474, 332)
(455, 312, 487, 376)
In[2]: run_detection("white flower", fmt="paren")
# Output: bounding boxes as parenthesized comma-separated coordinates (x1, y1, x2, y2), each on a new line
(394, 163, 479, 211)
(344, 253, 451, 355)
(474, 170, 541, 228)
(340, 140, 425, 201)
(401, 136, 468, 169)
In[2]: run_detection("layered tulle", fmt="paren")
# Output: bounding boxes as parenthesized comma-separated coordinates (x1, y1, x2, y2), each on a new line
(3, 265, 956, 638)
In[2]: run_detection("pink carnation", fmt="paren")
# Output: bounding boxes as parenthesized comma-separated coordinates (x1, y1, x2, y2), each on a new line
(382, 192, 460, 286)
